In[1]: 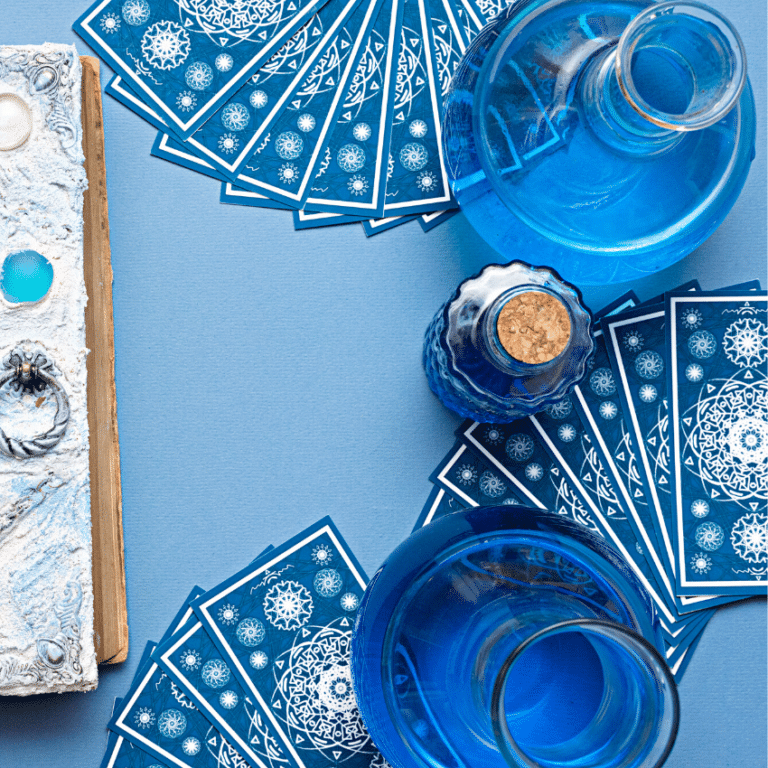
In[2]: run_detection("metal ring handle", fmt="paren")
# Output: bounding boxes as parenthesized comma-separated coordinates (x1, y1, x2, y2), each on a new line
(0, 350, 70, 459)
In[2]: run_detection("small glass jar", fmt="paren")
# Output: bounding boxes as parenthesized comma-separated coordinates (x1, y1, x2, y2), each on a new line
(351, 505, 679, 768)
(423, 261, 594, 422)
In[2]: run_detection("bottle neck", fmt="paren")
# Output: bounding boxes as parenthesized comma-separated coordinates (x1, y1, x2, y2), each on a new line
(580, 1, 747, 156)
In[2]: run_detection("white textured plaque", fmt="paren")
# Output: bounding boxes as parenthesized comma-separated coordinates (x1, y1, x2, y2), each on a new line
(0, 44, 97, 694)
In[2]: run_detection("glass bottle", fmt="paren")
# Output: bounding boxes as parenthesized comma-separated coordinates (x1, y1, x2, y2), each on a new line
(350, 505, 679, 768)
(442, 0, 756, 285)
(423, 261, 594, 422)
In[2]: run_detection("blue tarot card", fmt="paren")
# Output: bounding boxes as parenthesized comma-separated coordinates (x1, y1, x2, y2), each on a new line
(379, 0, 454, 216)
(301, 0, 403, 217)
(429, 0, 467, 105)
(457, 420, 601, 535)
(152, 616, 289, 768)
(106, 73, 169, 131)
(461, 0, 511, 26)
(191, 517, 387, 768)
(361, 214, 419, 234)
(232, 0, 385, 205)
(152, 133, 231, 182)
(667, 291, 768, 595)
(412, 484, 466, 531)
(292, 210, 363, 228)
(449, 0, 483, 44)
(101, 729, 174, 768)
(429, 440, 526, 508)
(419, 209, 458, 231)
(74, 0, 334, 139)
(220, 183, 295, 210)
(110, 643, 251, 768)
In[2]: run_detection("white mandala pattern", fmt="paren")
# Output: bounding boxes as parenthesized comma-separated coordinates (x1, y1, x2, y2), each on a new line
(456, 464, 477, 485)
(681, 308, 703, 330)
(590, 368, 616, 397)
(218, 133, 239, 154)
(544, 399, 573, 419)
(337, 143, 366, 172)
(250, 90, 268, 109)
(218, 604, 239, 625)
(142, 21, 191, 70)
(695, 521, 725, 551)
(399, 142, 428, 171)
(599, 401, 618, 420)
(505, 434, 535, 462)
(219, 690, 239, 710)
(100, 13, 121, 33)
(416, 170, 438, 192)
(201, 659, 231, 689)
(622, 331, 644, 353)
(722, 319, 768, 368)
(222, 103, 250, 132)
(185, 61, 214, 90)
(278, 163, 299, 184)
(685, 363, 704, 382)
(479, 471, 506, 498)
(525, 462, 543, 481)
(275, 131, 303, 159)
(731, 513, 767, 563)
(690, 499, 710, 518)
(639, 384, 657, 403)
(176, 91, 197, 112)
(311, 544, 333, 565)
(314, 569, 343, 598)
(484, 427, 503, 445)
(236, 617, 266, 647)
(122, 0, 150, 26)
(635, 351, 664, 380)
(182, 737, 201, 756)
(690, 552, 712, 575)
(688, 330, 717, 359)
(272, 621, 374, 761)
(250, 650, 268, 669)
(180, 649, 202, 671)
(157, 709, 187, 739)
(215, 53, 234, 72)
(134, 707, 155, 729)
(348, 175, 369, 196)
(297, 113, 316, 132)
(264, 580, 313, 630)
(177, 0, 288, 46)
(352, 122, 372, 141)
(558, 424, 576, 443)
(409, 119, 428, 138)
(340, 592, 359, 611)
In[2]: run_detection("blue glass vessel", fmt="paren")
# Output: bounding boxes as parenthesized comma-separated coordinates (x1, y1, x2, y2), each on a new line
(423, 261, 594, 422)
(442, 0, 756, 284)
(351, 506, 679, 768)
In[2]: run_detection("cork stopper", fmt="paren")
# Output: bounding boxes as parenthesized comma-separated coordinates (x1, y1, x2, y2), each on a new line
(496, 291, 571, 364)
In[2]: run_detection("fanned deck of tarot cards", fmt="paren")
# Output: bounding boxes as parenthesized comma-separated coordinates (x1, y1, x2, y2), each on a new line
(73, 0, 515, 236)
(421, 280, 767, 682)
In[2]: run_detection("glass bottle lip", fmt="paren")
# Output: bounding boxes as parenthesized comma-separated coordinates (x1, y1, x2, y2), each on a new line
(616, 0, 747, 131)
(490, 618, 680, 768)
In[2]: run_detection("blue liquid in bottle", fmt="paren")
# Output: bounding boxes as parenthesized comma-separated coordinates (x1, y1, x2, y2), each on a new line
(442, 0, 756, 284)
(351, 506, 679, 768)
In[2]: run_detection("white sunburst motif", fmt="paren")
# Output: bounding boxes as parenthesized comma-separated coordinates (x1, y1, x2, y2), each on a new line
(201, 659, 231, 689)
(352, 122, 372, 141)
(296, 113, 316, 132)
(348, 175, 369, 196)
(185, 61, 214, 90)
(525, 462, 543, 481)
(278, 162, 299, 185)
(250, 650, 268, 669)
(622, 330, 644, 353)
(142, 21, 191, 70)
(505, 433, 534, 462)
(416, 170, 438, 192)
(122, 0, 150, 26)
(589, 367, 616, 397)
(479, 471, 506, 498)
(688, 330, 717, 359)
(638, 384, 657, 403)
(685, 363, 704, 382)
(690, 552, 712, 575)
(456, 464, 477, 485)
(681, 308, 703, 330)
(690, 499, 710, 518)
(340, 592, 359, 611)
(157, 709, 187, 739)
(264, 580, 314, 630)
(484, 427, 503, 445)
(215, 53, 234, 72)
(221, 103, 250, 132)
(731, 513, 767, 563)
(314, 568, 343, 598)
(695, 521, 724, 551)
(275, 131, 304, 160)
(250, 90, 268, 109)
(558, 424, 576, 443)
(219, 690, 239, 710)
(100, 12, 121, 33)
(236, 617, 265, 647)
(217, 603, 239, 625)
(409, 119, 428, 138)
(176, 91, 197, 112)
(634, 350, 664, 380)
(179, 648, 202, 671)
(337, 143, 366, 172)
(182, 737, 201, 756)
(134, 706, 155, 730)
(218, 133, 239, 154)
(722, 318, 768, 368)
(311, 543, 333, 565)
(399, 142, 428, 171)
(599, 400, 618, 420)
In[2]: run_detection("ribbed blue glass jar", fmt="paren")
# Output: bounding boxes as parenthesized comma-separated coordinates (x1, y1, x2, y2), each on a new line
(423, 261, 594, 422)
(351, 506, 679, 768)
(442, 0, 756, 284)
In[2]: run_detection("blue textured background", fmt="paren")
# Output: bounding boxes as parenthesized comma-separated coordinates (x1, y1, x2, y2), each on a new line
(2, 1, 766, 765)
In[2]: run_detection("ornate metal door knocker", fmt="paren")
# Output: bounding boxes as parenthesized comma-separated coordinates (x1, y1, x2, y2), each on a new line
(0, 347, 70, 459)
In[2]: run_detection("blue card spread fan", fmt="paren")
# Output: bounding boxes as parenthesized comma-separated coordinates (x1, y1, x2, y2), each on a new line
(73, 0, 480, 235)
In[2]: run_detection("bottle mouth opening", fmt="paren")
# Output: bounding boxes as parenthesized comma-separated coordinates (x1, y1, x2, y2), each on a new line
(616, 1, 746, 131)
(490, 619, 680, 768)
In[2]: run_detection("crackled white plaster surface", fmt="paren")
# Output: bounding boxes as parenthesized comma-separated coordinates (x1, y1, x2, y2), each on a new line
(0, 43, 96, 695)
